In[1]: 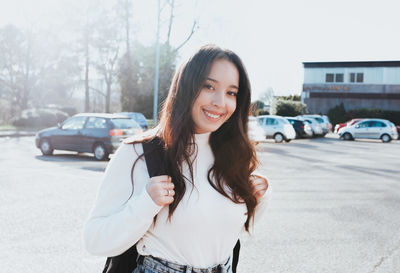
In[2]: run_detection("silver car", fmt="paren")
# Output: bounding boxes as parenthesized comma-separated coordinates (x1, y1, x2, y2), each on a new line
(256, 115, 296, 143)
(338, 118, 398, 142)
(299, 115, 329, 135)
(297, 117, 324, 137)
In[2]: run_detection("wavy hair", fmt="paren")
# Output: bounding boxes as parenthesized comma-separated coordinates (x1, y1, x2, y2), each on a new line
(129, 44, 258, 231)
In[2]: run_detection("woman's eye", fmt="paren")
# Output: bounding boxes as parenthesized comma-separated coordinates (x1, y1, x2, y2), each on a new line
(204, 84, 215, 90)
(227, 91, 238, 97)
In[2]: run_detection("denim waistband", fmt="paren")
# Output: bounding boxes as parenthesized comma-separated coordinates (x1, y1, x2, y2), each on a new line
(137, 255, 231, 273)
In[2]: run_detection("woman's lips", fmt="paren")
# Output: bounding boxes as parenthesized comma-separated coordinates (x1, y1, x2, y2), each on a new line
(202, 109, 225, 120)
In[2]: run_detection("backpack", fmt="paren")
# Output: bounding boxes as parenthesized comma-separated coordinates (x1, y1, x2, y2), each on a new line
(102, 137, 240, 273)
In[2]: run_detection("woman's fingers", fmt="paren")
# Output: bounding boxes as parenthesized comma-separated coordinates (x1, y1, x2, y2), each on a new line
(151, 175, 170, 183)
(146, 175, 175, 206)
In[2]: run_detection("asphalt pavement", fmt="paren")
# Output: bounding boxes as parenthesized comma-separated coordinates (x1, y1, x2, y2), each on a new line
(1, 135, 399, 273)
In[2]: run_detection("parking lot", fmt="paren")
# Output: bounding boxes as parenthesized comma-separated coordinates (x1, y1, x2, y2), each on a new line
(1, 135, 399, 273)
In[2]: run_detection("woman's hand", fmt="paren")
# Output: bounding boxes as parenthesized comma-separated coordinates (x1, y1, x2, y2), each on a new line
(250, 175, 268, 200)
(146, 175, 175, 206)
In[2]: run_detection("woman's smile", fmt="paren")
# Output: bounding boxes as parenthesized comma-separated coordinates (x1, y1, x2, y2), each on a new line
(202, 109, 225, 120)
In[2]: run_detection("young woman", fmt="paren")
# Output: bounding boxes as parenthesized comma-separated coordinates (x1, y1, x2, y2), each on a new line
(84, 45, 269, 273)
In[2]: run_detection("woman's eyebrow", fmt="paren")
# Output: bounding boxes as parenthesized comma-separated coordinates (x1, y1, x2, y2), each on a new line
(206, 77, 238, 89)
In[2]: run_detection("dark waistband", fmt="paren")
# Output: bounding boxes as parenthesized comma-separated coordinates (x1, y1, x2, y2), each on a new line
(137, 255, 231, 273)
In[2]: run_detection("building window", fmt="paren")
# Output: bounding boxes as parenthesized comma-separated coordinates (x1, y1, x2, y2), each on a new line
(326, 73, 334, 82)
(350, 72, 364, 83)
(335, 73, 344, 82)
(357, 73, 364, 83)
(350, 73, 355, 82)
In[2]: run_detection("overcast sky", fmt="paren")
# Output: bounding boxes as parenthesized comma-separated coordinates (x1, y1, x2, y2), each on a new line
(1, 0, 400, 99)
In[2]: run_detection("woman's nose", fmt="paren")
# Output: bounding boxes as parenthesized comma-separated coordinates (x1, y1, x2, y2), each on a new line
(212, 90, 225, 107)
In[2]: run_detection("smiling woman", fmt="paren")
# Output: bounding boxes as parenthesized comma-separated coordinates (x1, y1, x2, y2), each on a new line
(83, 45, 270, 273)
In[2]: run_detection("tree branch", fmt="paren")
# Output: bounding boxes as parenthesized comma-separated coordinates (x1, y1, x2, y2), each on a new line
(89, 86, 106, 97)
(166, 0, 175, 46)
(175, 20, 198, 52)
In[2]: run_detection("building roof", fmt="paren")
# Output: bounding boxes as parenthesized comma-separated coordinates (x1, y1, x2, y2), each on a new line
(303, 61, 400, 68)
(74, 113, 128, 119)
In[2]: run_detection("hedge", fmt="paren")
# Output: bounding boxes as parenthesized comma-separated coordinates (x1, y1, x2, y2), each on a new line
(327, 103, 400, 126)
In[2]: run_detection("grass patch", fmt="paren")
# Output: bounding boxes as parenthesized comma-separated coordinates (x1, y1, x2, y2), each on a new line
(0, 124, 44, 131)
(0, 124, 17, 131)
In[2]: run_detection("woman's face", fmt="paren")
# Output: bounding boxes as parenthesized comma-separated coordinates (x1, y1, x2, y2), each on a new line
(192, 59, 239, 134)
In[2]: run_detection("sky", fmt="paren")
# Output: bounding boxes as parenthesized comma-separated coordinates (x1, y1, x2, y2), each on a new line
(1, 0, 400, 100)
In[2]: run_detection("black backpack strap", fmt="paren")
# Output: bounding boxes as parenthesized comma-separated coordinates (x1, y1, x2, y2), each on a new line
(232, 240, 240, 273)
(142, 137, 169, 177)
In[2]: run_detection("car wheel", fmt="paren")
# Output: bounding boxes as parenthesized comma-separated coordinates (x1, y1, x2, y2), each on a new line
(93, 143, 109, 161)
(342, 133, 353, 141)
(40, 139, 54, 155)
(381, 134, 391, 143)
(274, 133, 284, 143)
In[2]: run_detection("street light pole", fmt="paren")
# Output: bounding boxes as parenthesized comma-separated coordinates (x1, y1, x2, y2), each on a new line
(153, 0, 161, 124)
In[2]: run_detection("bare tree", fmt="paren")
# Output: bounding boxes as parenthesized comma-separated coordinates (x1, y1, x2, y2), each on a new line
(165, 0, 199, 51)
(91, 6, 122, 113)
(71, 0, 107, 112)
(0, 24, 80, 121)
(259, 87, 275, 107)
(0, 25, 34, 115)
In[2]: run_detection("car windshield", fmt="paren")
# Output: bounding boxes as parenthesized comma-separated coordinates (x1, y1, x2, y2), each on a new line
(118, 112, 146, 122)
(280, 118, 290, 124)
(133, 113, 146, 122)
(314, 117, 324, 123)
(111, 118, 141, 129)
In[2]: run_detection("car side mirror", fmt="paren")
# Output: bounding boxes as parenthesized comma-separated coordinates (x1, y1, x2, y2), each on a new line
(355, 124, 360, 128)
(57, 123, 61, 129)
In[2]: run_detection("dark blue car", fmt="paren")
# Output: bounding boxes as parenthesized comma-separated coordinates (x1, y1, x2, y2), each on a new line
(116, 112, 148, 130)
(35, 113, 142, 160)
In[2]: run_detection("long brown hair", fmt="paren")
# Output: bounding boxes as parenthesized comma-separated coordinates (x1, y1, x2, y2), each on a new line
(129, 44, 258, 231)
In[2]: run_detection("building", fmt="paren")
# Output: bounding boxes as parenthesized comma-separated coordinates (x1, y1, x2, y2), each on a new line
(301, 61, 400, 114)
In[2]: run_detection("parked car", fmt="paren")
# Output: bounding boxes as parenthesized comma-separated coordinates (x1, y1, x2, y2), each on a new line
(285, 117, 313, 138)
(334, 118, 364, 133)
(321, 115, 333, 132)
(338, 118, 398, 142)
(248, 116, 266, 142)
(116, 112, 148, 130)
(397, 125, 400, 140)
(256, 115, 296, 143)
(35, 113, 143, 160)
(299, 115, 329, 135)
(297, 117, 324, 137)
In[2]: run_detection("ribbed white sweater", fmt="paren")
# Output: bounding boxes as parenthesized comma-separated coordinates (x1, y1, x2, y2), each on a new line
(83, 132, 269, 268)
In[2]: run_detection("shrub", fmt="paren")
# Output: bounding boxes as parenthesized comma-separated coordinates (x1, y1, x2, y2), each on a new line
(257, 110, 270, 116)
(327, 103, 347, 126)
(275, 100, 306, 116)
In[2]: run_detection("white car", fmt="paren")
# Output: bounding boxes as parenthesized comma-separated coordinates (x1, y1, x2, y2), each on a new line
(321, 115, 333, 132)
(248, 116, 266, 142)
(299, 115, 329, 135)
(338, 118, 398, 143)
(297, 117, 323, 136)
(256, 115, 296, 143)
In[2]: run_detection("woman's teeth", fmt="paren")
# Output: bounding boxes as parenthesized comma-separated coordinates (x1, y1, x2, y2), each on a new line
(204, 110, 221, 119)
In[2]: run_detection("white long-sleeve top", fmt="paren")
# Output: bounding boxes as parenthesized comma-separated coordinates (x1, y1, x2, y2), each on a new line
(83, 132, 269, 268)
